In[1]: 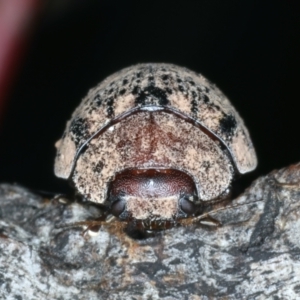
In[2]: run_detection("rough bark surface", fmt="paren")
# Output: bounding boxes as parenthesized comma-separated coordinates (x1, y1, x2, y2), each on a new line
(1, 163, 300, 299)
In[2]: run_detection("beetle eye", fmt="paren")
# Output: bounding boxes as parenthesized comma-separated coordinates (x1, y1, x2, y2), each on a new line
(180, 196, 198, 216)
(111, 198, 126, 217)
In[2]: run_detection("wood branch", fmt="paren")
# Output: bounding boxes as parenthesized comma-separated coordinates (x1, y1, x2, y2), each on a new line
(1, 163, 300, 299)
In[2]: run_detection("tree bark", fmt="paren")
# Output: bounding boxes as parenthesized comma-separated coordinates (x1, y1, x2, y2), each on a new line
(1, 163, 300, 299)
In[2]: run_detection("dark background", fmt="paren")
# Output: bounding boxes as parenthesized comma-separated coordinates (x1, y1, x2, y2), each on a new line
(0, 0, 299, 195)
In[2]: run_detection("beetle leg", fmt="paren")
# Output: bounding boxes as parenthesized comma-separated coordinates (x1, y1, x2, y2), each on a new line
(180, 213, 221, 227)
(272, 177, 300, 190)
(195, 214, 222, 227)
(58, 214, 118, 235)
(51, 193, 72, 205)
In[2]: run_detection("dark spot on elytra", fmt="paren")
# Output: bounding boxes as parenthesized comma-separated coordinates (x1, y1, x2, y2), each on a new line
(132, 86, 140, 95)
(119, 89, 126, 95)
(70, 117, 90, 145)
(202, 161, 211, 171)
(135, 85, 169, 106)
(162, 74, 169, 81)
(166, 87, 173, 94)
(122, 79, 128, 86)
(129, 75, 136, 83)
(191, 91, 198, 114)
(205, 87, 210, 93)
(189, 80, 195, 86)
(177, 78, 182, 83)
(93, 94, 102, 106)
(203, 94, 210, 104)
(178, 85, 185, 93)
(93, 161, 104, 174)
(136, 72, 142, 78)
(148, 76, 154, 82)
(106, 97, 115, 117)
(108, 88, 114, 95)
(219, 114, 237, 136)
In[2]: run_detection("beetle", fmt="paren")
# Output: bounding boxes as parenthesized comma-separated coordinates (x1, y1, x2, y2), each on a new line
(54, 63, 257, 233)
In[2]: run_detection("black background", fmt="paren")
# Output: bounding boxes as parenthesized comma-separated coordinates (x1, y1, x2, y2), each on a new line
(0, 0, 299, 195)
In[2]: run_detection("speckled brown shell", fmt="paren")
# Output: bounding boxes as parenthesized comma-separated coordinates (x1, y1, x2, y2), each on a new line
(54, 63, 257, 204)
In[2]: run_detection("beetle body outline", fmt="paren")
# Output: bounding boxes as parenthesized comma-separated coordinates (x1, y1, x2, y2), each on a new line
(55, 63, 257, 232)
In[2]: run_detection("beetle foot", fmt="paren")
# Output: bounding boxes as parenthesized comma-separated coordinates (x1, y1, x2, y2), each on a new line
(196, 215, 222, 227)
(180, 214, 221, 227)
(273, 178, 300, 189)
(58, 215, 118, 235)
(52, 193, 72, 205)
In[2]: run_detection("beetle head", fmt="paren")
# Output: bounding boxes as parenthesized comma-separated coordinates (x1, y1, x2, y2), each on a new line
(107, 168, 202, 231)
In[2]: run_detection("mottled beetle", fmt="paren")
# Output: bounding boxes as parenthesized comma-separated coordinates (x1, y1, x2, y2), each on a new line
(55, 63, 257, 232)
